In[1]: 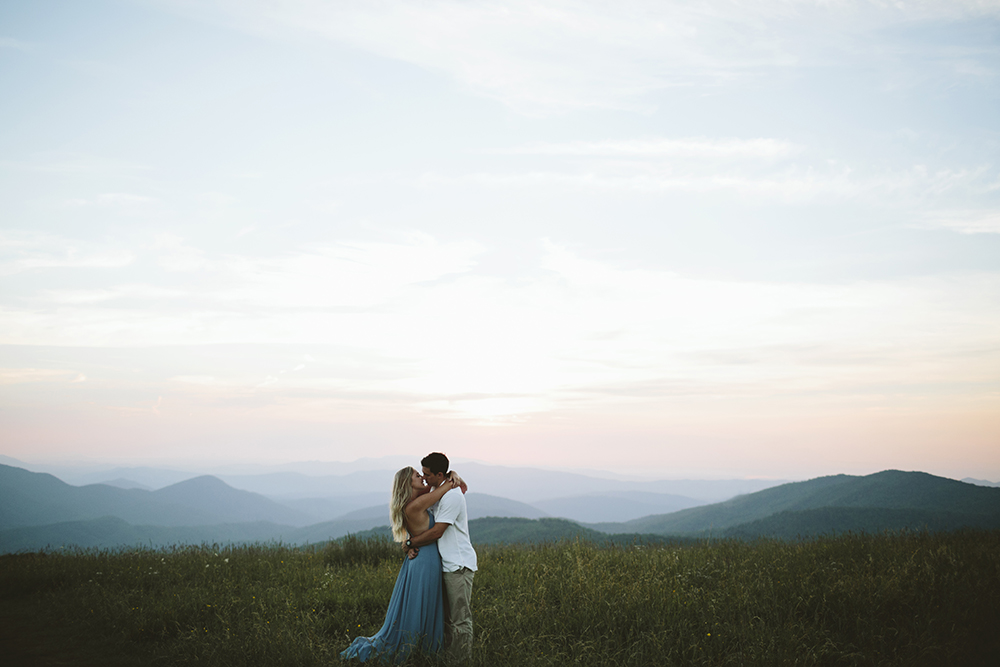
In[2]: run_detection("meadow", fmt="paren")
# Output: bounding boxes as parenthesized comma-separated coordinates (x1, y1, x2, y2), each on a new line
(1, 530, 998, 666)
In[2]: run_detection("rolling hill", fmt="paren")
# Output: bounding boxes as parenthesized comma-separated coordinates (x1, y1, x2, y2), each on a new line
(721, 506, 1000, 540)
(0, 465, 312, 530)
(588, 470, 1000, 536)
(149, 476, 313, 526)
(0, 464, 219, 529)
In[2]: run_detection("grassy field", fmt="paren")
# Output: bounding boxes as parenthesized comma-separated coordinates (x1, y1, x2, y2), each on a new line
(2, 530, 999, 666)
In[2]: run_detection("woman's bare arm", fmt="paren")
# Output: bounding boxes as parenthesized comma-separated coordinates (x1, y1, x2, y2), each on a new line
(449, 471, 468, 494)
(407, 477, 457, 515)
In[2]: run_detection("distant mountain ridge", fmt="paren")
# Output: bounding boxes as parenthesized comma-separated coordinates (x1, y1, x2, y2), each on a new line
(0, 465, 217, 529)
(0, 465, 313, 530)
(4, 454, 788, 504)
(149, 476, 314, 526)
(433, 462, 786, 504)
(963, 478, 1000, 488)
(3, 464, 998, 553)
(534, 491, 704, 523)
(100, 478, 153, 491)
(587, 470, 1000, 536)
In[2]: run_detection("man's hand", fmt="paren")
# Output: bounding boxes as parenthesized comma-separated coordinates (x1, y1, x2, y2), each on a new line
(408, 521, 449, 548)
(407, 548, 419, 560)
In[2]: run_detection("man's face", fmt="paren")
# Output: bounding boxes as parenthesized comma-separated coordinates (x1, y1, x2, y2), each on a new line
(421, 466, 445, 488)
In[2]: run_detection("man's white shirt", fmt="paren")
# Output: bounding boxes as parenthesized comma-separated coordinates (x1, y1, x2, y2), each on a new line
(430, 489, 478, 573)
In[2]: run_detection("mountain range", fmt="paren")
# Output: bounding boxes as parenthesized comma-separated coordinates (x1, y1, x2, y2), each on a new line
(3, 455, 785, 504)
(586, 470, 1000, 537)
(0, 455, 791, 526)
(1, 461, 998, 553)
(0, 465, 313, 529)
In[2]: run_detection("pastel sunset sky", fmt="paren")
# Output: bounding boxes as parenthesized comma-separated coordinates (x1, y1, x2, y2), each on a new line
(2, 0, 998, 480)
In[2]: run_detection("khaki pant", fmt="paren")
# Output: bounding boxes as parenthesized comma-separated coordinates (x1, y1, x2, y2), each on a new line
(442, 567, 475, 664)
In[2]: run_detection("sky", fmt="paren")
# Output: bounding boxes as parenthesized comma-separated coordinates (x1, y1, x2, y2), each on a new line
(1, 0, 998, 480)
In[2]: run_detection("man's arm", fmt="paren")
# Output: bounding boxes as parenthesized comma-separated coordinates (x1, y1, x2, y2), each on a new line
(409, 521, 449, 548)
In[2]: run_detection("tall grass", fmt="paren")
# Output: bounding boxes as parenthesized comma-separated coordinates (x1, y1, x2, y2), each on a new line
(2, 530, 998, 666)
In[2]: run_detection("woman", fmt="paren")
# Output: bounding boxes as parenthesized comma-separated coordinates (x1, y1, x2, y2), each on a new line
(340, 467, 465, 663)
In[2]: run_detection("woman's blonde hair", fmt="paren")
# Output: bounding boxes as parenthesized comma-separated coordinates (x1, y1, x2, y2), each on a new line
(389, 466, 416, 543)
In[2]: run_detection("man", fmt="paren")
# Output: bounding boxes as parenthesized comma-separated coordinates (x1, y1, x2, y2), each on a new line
(407, 452, 477, 664)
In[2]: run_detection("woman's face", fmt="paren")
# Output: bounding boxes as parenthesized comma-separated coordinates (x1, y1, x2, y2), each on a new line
(410, 469, 428, 495)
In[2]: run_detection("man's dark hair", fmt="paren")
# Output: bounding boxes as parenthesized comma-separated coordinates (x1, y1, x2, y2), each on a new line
(421, 452, 449, 475)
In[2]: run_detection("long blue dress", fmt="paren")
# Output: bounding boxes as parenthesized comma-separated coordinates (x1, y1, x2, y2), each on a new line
(340, 513, 444, 664)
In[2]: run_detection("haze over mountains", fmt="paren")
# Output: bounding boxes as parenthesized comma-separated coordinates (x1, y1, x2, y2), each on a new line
(586, 471, 1000, 538)
(0, 454, 783, 524)
(0, 458, 729, 532)
(1, 456, 998, 553)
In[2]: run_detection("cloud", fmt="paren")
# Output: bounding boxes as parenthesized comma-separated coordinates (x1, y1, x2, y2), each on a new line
(155, 0, 1000, 114)
(39, 284, 186, 305)
(169, 375, 223, 386)
(4, 226, 998, 421)
(0, 368, 83, 385)
(155, 234, 209, 272)
(919, 210, 1000, 234)
(209, 234, 484, 310)
(0, 232, 135, 276)
(0, 233, 485, 345)
(0, 37, 34, 52)
(412, 160, 995, 203)
(0, 154, 150, 175)
(66, 193, 158, 207)
(432, 168, 858, 199)
(499, 137, 802, 160)
(418, 395, 551, 424)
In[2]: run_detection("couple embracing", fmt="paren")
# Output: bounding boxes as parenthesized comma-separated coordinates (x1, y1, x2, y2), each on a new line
(341, 452, 477, 665)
